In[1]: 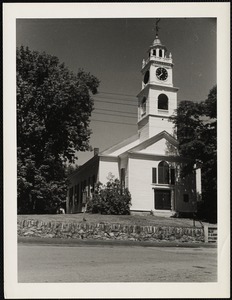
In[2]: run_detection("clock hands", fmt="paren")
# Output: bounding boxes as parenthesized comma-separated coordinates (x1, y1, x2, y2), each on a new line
(158, 70, 163, 79)
(156, 68, 168, 80)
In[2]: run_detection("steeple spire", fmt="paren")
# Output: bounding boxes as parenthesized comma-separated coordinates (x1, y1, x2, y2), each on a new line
(155, 18, 161, 37)
(152, 18, 163, 47)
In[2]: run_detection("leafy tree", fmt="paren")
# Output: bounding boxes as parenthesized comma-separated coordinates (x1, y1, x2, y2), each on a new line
(170, 86, 217, 223)
(17, 46, 99, 214)
(87, 174, 131, 215)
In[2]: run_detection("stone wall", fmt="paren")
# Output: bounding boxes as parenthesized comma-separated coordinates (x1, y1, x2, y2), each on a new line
(18, 219, 205, 243)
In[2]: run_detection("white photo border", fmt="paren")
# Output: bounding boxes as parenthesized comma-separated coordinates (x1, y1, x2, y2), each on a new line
(3, 2, 230, 299)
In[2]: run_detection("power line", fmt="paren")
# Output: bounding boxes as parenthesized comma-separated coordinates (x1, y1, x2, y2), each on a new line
(93, 99, 138, 107)
(94, 95, 137, 103)
(91, 118, 176, 127)
(92, 111, 137, 119)
(91, 119, 136, 126)
(94, 107, 137, 115)
(94, 93, 202, 104)
(97, 90, 136, 98)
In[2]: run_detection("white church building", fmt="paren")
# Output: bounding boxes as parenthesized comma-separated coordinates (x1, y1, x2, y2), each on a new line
(67, 28, 201, 215)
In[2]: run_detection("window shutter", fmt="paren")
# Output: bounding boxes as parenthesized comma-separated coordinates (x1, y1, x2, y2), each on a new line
(171, 168, 175, 185)
(152, 168, 157, 183)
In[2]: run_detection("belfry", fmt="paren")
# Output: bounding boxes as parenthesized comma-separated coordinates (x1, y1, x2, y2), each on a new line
(138, 20, 179, 140)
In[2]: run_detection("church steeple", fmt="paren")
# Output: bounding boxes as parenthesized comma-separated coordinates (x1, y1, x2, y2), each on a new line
(147, 19, 168, 60)
(137, 19, 179, 141)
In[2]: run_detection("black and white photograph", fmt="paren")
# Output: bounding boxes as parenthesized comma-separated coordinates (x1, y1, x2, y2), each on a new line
(3, 2, 230, 299)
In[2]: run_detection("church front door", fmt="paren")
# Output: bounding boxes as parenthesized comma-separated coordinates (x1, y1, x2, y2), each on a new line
(154, 189, 171, 210)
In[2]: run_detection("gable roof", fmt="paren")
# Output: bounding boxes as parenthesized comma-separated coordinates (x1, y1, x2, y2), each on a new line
(119, 130, 178, 157)
(68, 154, 99, 180)
(100, 133, 139, 155)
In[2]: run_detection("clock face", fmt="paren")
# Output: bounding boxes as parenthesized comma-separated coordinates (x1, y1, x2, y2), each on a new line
(143, 70, 149, 84)
(156, 67, 168, 81)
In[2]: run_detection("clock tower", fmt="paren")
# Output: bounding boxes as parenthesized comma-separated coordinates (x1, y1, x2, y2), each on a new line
(137, 25, 179, 141)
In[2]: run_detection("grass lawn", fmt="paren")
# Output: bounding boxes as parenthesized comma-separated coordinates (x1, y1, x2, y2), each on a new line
(17, 213, 210, 228)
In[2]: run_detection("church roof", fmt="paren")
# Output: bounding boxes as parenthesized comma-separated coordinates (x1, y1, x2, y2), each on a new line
(152, 36, 162, 46)
(99, 130, 178, 158)
(119, 130, 178, 157)
(100, 133, 139, 156)
(149, 35, 167, 51)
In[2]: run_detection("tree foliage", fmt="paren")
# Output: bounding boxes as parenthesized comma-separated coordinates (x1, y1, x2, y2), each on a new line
(17, 46, 99, 214)
(170, 86, 217, 222)
(87, 175, 131, 215)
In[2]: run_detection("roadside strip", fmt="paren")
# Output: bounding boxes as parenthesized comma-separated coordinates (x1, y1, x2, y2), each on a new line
(18, 236, 217, 248)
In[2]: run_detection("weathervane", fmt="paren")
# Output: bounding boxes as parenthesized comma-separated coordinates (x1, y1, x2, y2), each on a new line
(154, 18, 161, 36)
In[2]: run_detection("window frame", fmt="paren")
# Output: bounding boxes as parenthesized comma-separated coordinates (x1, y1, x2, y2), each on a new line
(158, 161, 170, 184)
(158, 93, 169, 110)
(141, 96, 147, 116)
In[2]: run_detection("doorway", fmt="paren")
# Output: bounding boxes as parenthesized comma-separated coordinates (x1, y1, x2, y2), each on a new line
(154, 189, 171, 210)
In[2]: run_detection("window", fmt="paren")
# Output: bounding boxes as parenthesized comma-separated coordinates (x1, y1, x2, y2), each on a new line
(159, 49, 162, 57)
(74, 185, 78, 205)
(153, 49, 156, 56)
(158, 94, 168, 110)
(158, 161, 169, 184)
(69, 187, 73, 207)
(170, 168, 175, 185)
(92, 175, 96, 191)
(76, 184, 79, 204)
(183, 194, 189, 203)
(82, 181, 87, 205)
(80, 181, 84, 202)
(152, 168, 157, 183)
(155, 189, 171, 210)
(141, 97, 146, 116)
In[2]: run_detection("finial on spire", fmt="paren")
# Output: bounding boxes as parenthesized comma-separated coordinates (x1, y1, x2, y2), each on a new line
(155, 18, 161, 37)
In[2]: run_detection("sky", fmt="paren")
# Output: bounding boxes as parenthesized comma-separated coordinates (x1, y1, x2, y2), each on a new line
(16, 18, 216, 165)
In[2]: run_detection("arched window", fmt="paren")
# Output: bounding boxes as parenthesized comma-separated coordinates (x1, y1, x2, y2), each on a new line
(141, 97, 146, 116)
(158, 161, 169, 184)
(158, 94, 168, 110)
(159, 49, 162, 57)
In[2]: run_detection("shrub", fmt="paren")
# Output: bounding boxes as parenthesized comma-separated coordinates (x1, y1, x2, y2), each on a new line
(87, 175, 131, 215)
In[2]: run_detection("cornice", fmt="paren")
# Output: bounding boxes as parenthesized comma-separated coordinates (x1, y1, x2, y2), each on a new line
(137, 83, 179, 98)
(127, 152, 192, 163)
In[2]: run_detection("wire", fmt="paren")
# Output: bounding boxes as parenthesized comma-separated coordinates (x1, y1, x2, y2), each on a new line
(94, 107, 137, 115)
(91, 118, 177, 129)
(94, 94, 202, 104)
(93, 99, 138, 107)
(92, 111, 137, 119)
(91, 119, 136, 126)
(94, 95, 137, 103)
(97, 91, 136, 98)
